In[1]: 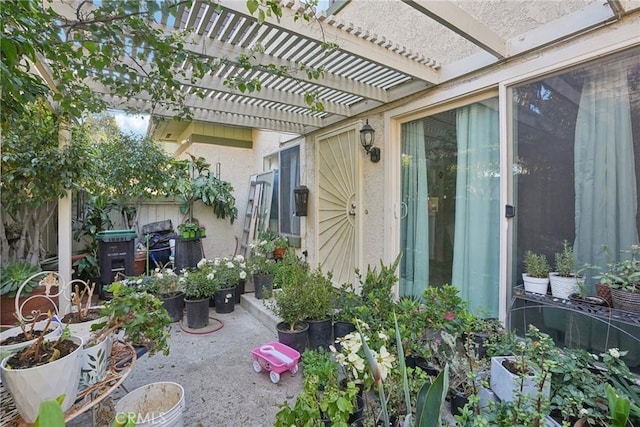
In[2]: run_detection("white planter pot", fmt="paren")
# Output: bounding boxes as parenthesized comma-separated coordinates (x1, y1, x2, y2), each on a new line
(115, 381, 185, 427)
(490, 356, 550, 404)
(79, 335, 113, 389)
(0, 320, 62, 359)
(549, 274, 579, 299)
(63, 311, 108, 342)
(522, 274, 549, 295)
(0, 335, 83, 423)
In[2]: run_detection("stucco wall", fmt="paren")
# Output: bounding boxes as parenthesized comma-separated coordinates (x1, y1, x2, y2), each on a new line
(176, 130, 287, 259)
(335, 0, 594, 64)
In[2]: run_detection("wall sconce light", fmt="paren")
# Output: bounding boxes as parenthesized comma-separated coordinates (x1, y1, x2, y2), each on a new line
(359, 120, 380, 162)
(293, 185, 309, 216)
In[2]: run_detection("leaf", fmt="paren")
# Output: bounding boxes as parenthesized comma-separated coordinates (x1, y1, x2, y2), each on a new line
(34, 396, 66, 427)
(416, 363, 449, 427)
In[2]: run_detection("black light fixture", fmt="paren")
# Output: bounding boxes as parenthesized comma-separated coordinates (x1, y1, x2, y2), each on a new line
(359, 119, 380, 162)
(293, 185, 309, 216)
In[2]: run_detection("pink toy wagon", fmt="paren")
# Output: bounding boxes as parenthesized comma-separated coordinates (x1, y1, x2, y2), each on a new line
(251, 341, 301, 383)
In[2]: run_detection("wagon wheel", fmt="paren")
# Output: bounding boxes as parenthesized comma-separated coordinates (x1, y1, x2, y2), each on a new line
(269, 371, 280, 383)
(253, 360, 262, 373)
(290, 364, 298, 374)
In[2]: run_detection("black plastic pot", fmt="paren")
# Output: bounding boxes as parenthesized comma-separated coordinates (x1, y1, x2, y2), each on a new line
(333, 320, 356, 351)
(307, 318, 333, 349)
(253, 274, 273, 299)
(234, 279, 246, 304)
(160, 291, 185, 322)
(449, 390, 469, 417)
(214, 286, 236, 314)
(184, 297, 209, 329)
(277, 321, 309, 354)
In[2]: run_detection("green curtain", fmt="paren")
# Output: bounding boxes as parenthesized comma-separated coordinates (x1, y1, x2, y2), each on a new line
(400, 120, 429, 297)
(451, 101, 500, 317)
(574, 67, 638, 279)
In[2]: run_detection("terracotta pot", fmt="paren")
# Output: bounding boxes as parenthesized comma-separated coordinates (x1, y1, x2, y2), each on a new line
(1, 287, 59, 326)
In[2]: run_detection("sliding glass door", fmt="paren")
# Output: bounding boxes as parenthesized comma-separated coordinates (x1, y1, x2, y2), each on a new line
(400, 98, 500, 317)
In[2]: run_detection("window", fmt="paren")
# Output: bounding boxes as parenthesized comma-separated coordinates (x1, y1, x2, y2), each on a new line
(400, 98, 500, 317)
(511, 46, 640, 368)
(279, 146, 301, 237)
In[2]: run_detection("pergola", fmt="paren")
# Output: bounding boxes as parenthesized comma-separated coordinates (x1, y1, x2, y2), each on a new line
(53, 0, 640, 141)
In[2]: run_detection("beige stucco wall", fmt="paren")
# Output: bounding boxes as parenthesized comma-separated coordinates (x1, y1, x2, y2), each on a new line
(335, 0, 595, 64)
(176, 129, 288, 259)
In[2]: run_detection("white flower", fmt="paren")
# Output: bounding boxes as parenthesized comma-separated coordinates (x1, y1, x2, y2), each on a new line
(240, 263, 246, 269)
(136, 279, 142, 284)
(207, 273, 215, 280)
(239, 271, 247, 279)
(226, 261, 234, 269)
(234, 255, 245, 261)
(156, 273, 164, 279)
(375, 346, 395, 381)
(197, 258, 207, 269)
(182, 271, 189, 278)
(214, 258, 220, 267)
(609, 348, 621, 358)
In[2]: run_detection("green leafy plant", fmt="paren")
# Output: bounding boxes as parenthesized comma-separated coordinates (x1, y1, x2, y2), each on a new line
(182, 260, 218, 300)
(523, 251, 550, 279)
(169, 155, 237, 225)
(596, 245, 640, 292)
(274, 373, 359, 427)
(606, 383, 640, 427)
(86, 282, 172, 356)
(301, 267, 334, 321)
(0, 261, 42, 297)
(554, 240, 575, 277)
(34, 395, 66, 427)
(266, 251, 310, 331)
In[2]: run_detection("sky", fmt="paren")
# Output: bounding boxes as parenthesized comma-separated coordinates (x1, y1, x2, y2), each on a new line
(109, 110, 150, 136)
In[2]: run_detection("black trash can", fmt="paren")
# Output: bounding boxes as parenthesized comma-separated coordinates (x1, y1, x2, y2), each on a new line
(97, 230, 137, 299)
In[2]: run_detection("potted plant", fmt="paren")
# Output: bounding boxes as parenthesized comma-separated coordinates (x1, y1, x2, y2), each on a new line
(332, 281, 361, 346)
(0, 311, 62, 360)
(301, 267, 335, 349)
(549, 240, 580, 299)
(596, 244, 640, 313)
(247, 241, 278, 299)
(177, 221, 199, 239)
(79, 281, 172, 388)
(0, 314, 84, 424)
(266, 250, 311, 353)
(182, 259, 217, 329)
(210, 257, 242, 314)
(0, 262, 55, 325)
(124, 268, 185, 322)
(169, 155, 238, 226)
(522, 250, 550, 295)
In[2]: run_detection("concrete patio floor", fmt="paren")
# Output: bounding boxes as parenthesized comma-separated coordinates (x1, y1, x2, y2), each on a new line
(68, 293, 302, 427)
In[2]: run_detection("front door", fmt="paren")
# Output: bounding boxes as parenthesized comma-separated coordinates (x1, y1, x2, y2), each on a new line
(316, 126, 361, 285)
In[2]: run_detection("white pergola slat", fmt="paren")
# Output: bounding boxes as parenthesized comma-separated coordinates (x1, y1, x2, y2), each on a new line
(50, 0, 632, 137)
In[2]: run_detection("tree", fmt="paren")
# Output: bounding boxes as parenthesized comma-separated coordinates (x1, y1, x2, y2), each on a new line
(0, 101, 91, 265)
(0, 0, 325, 127)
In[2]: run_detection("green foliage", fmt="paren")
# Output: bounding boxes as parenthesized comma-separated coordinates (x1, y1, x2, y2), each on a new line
(274, 374, 358, 427)
(1, 0, 210, 125)
(169, 156, 238, 225)
(1, 101, 90, 265)
(416, 364, 449, 427)
(182, 262, 218, 299)
(302, 348, 337, 387)
(0, 261, 41, 297)
(355, 254, 401, 332)
(333, 281, 362, 323)
(554, 240, 575, 277)
(421, 284, 468, 334)
(34, 395, 65, 427)
(95, 282, 172, 356)
(302, 267, 334, 321)
(268, 251, 311, 330)
(596, 245, 640, 292)
(523, 251, 550, 279)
